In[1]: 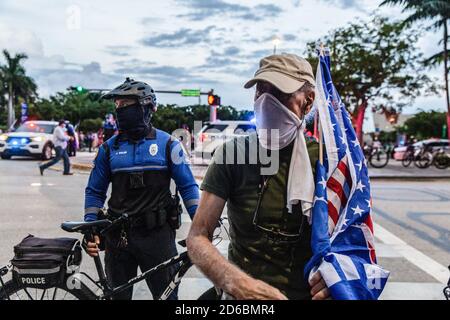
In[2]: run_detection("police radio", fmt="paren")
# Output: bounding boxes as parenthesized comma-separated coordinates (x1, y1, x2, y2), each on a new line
(167, 187, 182, 230)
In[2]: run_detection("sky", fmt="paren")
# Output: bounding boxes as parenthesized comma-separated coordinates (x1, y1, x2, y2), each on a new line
(0, 0, 447, 122)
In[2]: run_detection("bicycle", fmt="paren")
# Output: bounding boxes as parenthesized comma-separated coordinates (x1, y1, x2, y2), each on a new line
(401, 144, 431, 169)
(433, 148, 450, 170)
(364, 145, 390, 168)
(401, 145, 415, 167)
(444, 265, 450, 300)
(0, 214, 228, 300)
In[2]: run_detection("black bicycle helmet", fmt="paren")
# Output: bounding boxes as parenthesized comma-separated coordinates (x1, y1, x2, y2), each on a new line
(102, 77, 157, 107)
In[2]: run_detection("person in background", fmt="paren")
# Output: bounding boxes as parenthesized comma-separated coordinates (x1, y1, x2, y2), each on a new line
(103, 113, 118, 142)
(39, 119, 73, 176)
(66, 121, 77, 157)
(85, 132, 94, 153)
(78, 131, 85, 150)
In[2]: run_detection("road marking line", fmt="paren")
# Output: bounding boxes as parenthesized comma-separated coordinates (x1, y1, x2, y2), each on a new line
(374, 222, 448, 284)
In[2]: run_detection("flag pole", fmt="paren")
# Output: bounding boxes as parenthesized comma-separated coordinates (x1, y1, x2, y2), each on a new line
(318, 43, 325, 165)
(319, 113, 323, 165)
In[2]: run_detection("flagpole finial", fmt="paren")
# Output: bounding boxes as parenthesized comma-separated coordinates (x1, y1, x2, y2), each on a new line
(315, 42, 329, 57)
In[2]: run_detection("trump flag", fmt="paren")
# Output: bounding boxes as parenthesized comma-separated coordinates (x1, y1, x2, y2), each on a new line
(304, 49, 390, 300)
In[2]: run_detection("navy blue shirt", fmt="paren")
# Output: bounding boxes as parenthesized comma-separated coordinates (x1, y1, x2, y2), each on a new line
(84, 128, 199, 221)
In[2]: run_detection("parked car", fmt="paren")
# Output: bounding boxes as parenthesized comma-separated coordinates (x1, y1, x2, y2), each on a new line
(194, 120, 256, 159)
(0, 120, 58, 160)
(393, 139, 450, 161)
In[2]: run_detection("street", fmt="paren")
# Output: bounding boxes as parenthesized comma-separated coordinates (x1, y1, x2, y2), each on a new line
(0, 158, 448, 300)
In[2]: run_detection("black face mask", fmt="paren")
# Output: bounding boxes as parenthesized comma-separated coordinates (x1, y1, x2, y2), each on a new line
(116, 104, 152, 140)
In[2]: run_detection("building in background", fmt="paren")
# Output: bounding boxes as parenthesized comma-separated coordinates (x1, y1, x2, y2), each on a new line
(373, 113, 413, 133)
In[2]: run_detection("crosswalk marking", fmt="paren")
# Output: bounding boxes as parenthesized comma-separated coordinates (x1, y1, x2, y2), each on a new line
(374, 223, 448, 284)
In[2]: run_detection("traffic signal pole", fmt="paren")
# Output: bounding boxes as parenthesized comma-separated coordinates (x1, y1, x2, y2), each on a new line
(68, 86, 221, 122)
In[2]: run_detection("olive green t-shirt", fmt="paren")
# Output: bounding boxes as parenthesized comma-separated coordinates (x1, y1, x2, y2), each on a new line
(200, 133, 319, 300)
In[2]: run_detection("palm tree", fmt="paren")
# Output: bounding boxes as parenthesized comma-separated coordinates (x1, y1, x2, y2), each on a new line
(0, 49, 37, 128)
(380, 0, 450, 141)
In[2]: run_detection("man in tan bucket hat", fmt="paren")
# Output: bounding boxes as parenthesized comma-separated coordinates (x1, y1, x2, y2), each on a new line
(244, 53, 315, 94)
(187, 53, 330, 300)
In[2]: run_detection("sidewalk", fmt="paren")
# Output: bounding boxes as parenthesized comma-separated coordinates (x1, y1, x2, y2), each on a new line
(65, 152, 450, 180)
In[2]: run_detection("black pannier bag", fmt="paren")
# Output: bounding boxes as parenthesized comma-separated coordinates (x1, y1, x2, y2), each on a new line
(11, 235, 82, 289)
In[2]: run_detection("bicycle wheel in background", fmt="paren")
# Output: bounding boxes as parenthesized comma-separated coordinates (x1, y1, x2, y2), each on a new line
(414, 152, 432, 169)
(369, 150, 389, 168)
(434, 153, 450, 169)
(0, 279, 96, 300)
(402, 153, 413, 167)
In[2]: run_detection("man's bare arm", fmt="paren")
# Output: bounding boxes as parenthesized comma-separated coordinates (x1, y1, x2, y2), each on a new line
(186, 191, 287, 300)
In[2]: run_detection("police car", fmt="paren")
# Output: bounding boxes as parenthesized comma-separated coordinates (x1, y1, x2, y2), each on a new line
(0, 120, 58, 160)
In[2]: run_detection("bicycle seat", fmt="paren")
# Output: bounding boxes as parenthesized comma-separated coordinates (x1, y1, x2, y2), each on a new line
(61, 220, 112, 233)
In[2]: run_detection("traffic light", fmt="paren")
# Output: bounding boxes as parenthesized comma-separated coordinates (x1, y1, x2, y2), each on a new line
(68, 85, 86, 93)
(207, 94, 221, 106)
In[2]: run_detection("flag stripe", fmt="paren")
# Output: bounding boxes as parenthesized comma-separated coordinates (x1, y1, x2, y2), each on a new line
(337, 158, 353, 188)
(334, 254, 360, 281)
(327, 200, 339, 225)
(327, 177, 348, 209)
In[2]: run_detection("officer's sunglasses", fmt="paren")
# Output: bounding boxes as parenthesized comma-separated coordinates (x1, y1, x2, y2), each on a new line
(252, 176, 306, 244)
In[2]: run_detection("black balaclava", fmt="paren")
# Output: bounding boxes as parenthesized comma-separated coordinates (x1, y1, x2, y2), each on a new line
(116, 103, 152, 141)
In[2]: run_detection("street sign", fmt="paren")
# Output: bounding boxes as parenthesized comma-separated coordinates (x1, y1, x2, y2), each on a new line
(20, 103, 28, 124)
(181, 89, 201, 97)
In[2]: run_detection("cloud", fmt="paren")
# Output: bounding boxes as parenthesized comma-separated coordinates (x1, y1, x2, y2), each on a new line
(113, 62, 220, 87)
(140, 26, 218, 47)
(320, 0, 364, 11)
(31, 61, 122, 96)
(0, 23, 121, 97)
(223, 46, 240, 55)
(175, 0, 283, 21)
(0, 22, 43, 57)
(243, 33, 300, 45)
(283, 34, 298, 41)
(104, 45, 134, 57)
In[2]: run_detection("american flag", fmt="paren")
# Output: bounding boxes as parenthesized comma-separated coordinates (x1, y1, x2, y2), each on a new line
(304, 49, 390, 300)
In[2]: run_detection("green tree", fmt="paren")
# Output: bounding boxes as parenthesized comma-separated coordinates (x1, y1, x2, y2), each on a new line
(400, 110, 447, 140)
(32, 91, 115, 125)
(79, 118, 103, 133)
(0, 50, 37, 128)
(305, 15, 435, 143)
(380, 0, 450, 141)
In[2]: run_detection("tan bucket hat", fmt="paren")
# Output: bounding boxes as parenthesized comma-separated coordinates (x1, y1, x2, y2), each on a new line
(244, 53, 315, 94)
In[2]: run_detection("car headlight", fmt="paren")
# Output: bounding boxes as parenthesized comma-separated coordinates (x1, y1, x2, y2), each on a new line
(31, 136, 44, 142)
(0, 134, 7, 141)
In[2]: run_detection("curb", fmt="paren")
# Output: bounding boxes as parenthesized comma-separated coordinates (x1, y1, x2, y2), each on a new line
(72, 163, 93, 171)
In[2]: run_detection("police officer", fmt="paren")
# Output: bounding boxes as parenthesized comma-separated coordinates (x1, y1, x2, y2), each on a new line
(84, 78, 200, 300)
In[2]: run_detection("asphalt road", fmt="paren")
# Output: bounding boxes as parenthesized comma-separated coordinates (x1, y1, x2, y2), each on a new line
(0, 158, 449, 300)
